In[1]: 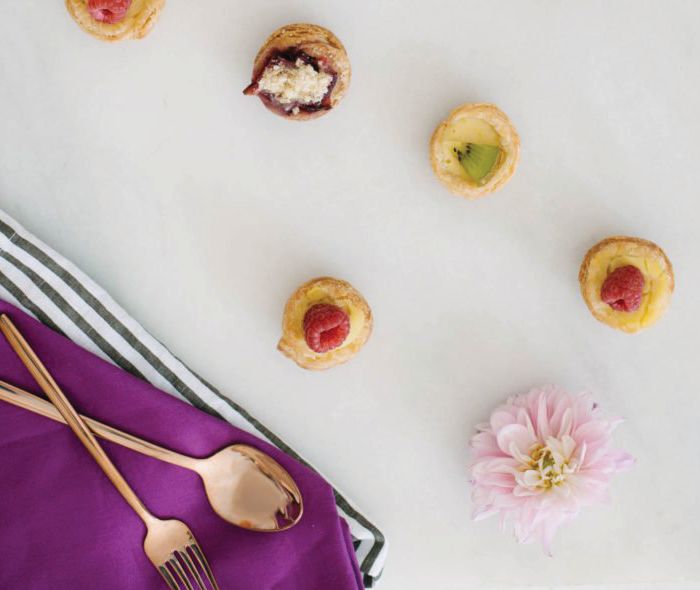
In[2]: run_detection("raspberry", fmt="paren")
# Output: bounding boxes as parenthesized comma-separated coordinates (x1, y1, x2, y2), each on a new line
(600, 265, 645, 312)
(88, 0, 132, 24)
(303, 304, 350, 353)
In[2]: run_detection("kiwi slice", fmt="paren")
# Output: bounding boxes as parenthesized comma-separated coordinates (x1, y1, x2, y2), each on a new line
(453, 143, 501, 184)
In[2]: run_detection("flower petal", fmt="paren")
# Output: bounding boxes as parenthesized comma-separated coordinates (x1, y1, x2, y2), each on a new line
(472, 505, 499, 521)
(518, 469, 543, 488)
(490, 408, 518, 433)
(561, 434, 577, 461)
(557, 407, 573, 438)
(496, 423, 538, 459)
(607, 449, 636, 472)
(536, 393, 552, 440)
(470, 431, 507, 459)
(573, 420, 611, 446)
(472, 457, 520, 476)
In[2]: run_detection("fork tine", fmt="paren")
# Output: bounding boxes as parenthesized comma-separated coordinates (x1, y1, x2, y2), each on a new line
(189, 542, 221, 590)
(178, 549, 207, 590)
(170, 557, 194, 590)
(158, 565, 180, 590)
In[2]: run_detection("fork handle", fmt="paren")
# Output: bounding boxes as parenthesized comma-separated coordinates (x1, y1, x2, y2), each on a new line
(0, 314, 156, 526)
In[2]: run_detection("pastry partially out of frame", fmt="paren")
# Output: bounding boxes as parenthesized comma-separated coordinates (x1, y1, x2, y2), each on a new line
(65, 0, 165, 42)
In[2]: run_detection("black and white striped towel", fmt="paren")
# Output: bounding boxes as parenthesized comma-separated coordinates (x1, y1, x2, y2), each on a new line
(0, 208, 387, 588)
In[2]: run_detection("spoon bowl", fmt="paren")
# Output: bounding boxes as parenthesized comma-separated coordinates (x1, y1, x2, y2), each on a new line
(196, 444, 303, 531)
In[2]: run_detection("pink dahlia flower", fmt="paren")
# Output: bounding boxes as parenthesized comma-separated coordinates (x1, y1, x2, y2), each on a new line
(469, 385, 634, 553)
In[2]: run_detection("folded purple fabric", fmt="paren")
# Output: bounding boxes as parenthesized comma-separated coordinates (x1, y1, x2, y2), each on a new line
(0, 300, 364, 589)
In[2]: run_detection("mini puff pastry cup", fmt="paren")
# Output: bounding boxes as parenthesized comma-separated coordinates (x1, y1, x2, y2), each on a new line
(66, 0, 165, 41)
(579, 236, 674, 333)
(430, 103, 520, 199)
(278, 277, 372, 370)
(244, 23, 351, 121)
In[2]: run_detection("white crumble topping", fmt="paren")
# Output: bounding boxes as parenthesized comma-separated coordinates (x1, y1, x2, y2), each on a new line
(257, 59, 332, 106)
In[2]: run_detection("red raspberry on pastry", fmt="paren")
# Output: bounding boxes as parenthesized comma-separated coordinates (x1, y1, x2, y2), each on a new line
(303, 304, 350, 353)
(88, 0, 132, 23)
(600, 265, 645, 312)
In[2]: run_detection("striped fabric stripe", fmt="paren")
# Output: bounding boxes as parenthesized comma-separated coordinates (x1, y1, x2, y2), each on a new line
(0, 209, 387, 587)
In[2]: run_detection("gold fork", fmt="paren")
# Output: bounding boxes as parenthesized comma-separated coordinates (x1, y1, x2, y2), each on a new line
(0, 314, 221, 590)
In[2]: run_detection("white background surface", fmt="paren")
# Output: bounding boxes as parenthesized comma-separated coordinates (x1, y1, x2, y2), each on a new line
(1, 1, 700, 589)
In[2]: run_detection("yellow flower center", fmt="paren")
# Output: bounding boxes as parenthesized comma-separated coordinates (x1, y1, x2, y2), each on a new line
(528, 445, 570, 489)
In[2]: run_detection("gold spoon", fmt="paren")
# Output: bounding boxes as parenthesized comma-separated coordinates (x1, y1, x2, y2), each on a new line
(0, 377, 303, 532)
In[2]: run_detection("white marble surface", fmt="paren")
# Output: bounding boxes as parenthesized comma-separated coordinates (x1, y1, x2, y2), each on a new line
(2, 1, 700, 589)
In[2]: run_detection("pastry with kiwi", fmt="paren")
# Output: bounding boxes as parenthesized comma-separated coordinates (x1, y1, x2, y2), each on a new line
(430, 103, 520, 199)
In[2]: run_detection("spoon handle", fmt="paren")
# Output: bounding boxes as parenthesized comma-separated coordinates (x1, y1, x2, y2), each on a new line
(0, 380, 198, 470)
(0, 344, 204, 478)
(0, 377, 197, 471)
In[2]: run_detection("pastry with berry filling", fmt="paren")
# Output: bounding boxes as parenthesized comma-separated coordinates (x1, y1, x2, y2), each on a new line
(243, 24, 351, 121)
(66, 0, 164, 41)
(430, 103, 520, 199)
(278, 277, 372, 370)
(579, 236, 674, 333)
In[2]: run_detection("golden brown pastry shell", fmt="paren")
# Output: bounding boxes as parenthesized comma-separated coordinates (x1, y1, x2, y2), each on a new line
(278, 277, 372, 370)
(430, 103, 520, 199)
(579, 236, 674, 333)
(248, 23, 351, 121)
(65, 0, 164, 42)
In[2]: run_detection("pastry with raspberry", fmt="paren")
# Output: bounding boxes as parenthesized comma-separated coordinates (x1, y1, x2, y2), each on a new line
(278, 277, 372, 370)
(66, 0, 164, 42)
(579, 236, 674, 333)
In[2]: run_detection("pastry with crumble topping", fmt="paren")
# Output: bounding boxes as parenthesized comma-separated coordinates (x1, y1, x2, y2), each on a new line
(278, 277, 372, 370)
(65, 0, 164, 42)
(243, 24, 351, 121)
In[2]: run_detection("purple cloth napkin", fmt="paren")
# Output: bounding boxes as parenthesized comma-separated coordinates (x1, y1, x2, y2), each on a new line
(0, 300, 364, 589)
